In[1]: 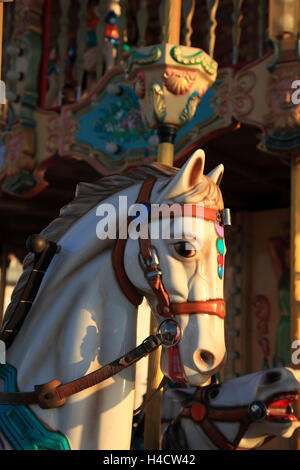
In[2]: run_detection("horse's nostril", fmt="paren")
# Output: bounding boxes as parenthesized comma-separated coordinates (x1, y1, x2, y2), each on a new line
(199, 350, 215, 368)
(263, 370, 282, 384)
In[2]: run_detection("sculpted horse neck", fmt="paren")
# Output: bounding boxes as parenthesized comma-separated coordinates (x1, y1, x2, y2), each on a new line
(0, 149, 228, 450)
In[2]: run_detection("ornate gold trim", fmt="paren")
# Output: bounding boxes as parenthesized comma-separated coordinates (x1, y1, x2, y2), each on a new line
(179, 90, 201, 125)
(170, 46, 217, 77)
(151, 82, 166, 123)
(126, 46, 162, 73)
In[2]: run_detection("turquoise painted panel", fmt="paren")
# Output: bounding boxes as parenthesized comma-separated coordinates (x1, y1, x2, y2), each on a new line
(0, 364, 70, 450)
(73, 84, 217, 160)
(75, 85, 156, 159)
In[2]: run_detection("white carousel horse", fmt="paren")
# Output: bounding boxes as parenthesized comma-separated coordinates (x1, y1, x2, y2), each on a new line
(162, 367, 300, 450)
(0, 149, 228, 450)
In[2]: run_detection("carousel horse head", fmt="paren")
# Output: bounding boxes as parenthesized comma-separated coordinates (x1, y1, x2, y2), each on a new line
(124, 149, 227, 386)
(162, 367, 300, 450)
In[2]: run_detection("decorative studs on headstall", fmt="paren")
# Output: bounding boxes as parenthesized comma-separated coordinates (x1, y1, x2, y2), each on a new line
(215, 209, 230, 280)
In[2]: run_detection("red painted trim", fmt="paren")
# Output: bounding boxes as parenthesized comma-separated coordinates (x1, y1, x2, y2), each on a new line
(38, 0, 52, 108)
(168, 345, 186, 384)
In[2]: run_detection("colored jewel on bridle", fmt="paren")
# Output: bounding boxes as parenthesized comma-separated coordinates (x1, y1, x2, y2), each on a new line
(215, 224, 225, 280)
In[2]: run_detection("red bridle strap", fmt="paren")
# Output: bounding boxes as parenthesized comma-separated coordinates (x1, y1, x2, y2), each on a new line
(180, 394, 251, 450)
(112, 177, 157, 307)
(170, 300, 226, 319)
(151, 205, 223, 225)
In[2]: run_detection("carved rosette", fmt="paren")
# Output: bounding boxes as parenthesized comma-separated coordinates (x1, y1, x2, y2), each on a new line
(42, 110, 78, 157)
(264, 67, 300, 131)
(1, 124, 35, 179)
(126, 44, 218, 129)
(216, 70, 255, 120)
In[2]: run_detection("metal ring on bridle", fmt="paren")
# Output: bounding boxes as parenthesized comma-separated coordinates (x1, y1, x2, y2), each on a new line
(247, 401, 268, 422)
(157, 318, 181, 348)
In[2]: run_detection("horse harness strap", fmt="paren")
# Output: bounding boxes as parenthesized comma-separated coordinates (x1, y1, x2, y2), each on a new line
(180, 404, 251, 450)
(111, 177, 157, 307)
(133, 375, 168, 415)
(179, 387, 268, 450)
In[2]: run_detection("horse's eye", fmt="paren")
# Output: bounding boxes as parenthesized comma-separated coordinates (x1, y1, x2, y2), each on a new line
(174, 242, 196, 258)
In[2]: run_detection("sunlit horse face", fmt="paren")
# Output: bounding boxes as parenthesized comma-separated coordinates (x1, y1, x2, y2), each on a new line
(125, 150, 227, 386)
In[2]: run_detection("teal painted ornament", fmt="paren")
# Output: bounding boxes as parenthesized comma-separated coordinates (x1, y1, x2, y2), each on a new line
(216, 237, 224, 255)
(216, 238, 224, 279)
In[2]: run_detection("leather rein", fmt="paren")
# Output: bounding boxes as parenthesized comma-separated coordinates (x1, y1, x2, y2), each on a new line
(0, 177, 228, 409)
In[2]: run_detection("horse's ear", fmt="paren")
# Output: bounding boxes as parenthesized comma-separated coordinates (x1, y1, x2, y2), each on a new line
(157, 149, 205, 202)
(207, 164, 224, 186)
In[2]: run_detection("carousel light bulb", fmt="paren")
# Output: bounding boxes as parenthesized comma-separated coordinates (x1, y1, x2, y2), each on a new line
(7, 70, 23, 81)
(6, 91, 19, 103)
(148, 135, 159, 147)
(270, 0, 299, 41)
(106, 142, 120, 154)
(6, 45, 24, 57)
(6, 44, 19, 56)
(278, 13, 295, 34)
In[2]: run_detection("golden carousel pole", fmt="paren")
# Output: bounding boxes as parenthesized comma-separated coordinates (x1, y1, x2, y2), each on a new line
(0, 1, 14, 78)
(126, 0, 218, 449)
(291, 154, 300, 450)
(156, 0, 181, 167)
(144, 0, 181, 451)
